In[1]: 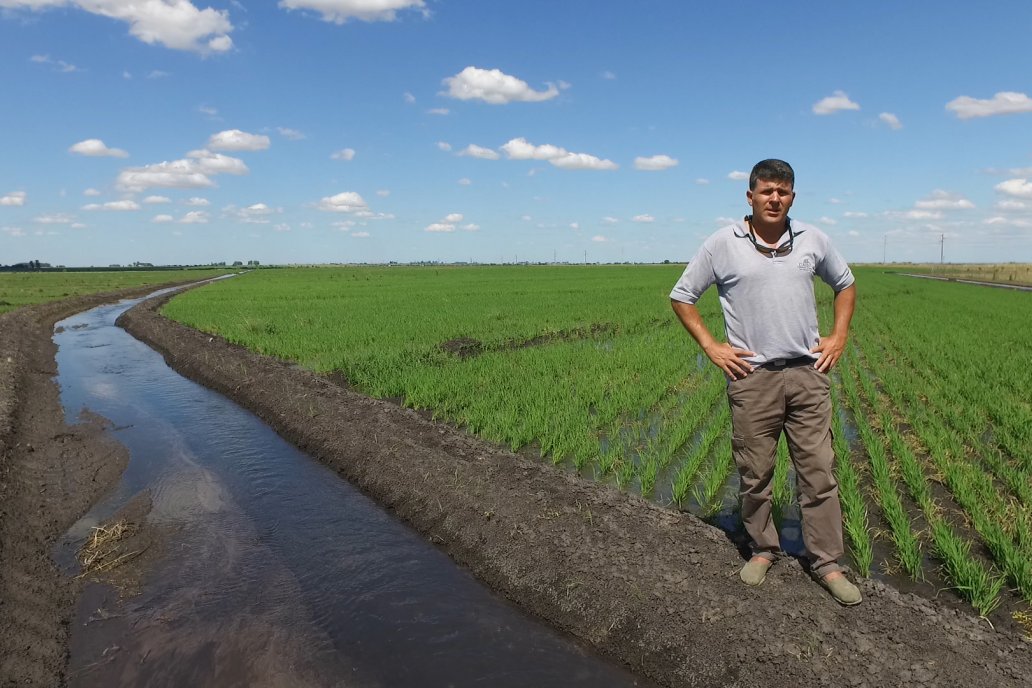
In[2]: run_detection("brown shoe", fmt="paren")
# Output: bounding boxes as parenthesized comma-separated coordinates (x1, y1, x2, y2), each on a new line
(740, 557, 773, 586)
(819, 572, 862, 606)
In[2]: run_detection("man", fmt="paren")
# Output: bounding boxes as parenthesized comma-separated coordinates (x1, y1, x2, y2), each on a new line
(669, 159, 860, 605)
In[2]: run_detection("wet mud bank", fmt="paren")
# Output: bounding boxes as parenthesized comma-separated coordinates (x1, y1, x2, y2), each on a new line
(118, 292, 1032, 687)
(0, 286, 197, 686)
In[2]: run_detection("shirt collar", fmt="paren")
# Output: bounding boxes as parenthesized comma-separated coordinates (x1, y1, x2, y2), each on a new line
(732, 217, 805, 239)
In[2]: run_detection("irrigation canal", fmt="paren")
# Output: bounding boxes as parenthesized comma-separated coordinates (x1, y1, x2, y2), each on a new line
(51, 289, 655, 687)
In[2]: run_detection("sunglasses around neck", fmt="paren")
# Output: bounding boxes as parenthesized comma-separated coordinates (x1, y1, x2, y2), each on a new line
(745, 216, 794, 257)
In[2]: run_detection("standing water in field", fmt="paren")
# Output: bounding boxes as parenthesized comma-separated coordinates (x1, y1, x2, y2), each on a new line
(52, 290, 654, 688)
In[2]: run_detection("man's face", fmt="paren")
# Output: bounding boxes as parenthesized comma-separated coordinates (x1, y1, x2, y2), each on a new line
(747, 178, 795, 225)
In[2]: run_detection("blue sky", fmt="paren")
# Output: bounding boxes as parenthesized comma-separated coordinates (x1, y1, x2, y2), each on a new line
(2, 1, 1032, 266)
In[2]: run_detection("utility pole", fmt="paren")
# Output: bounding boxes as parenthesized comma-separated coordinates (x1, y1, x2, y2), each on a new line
(883, 234, 887, 264)
(583, 250, 587, 265)
(940, 234, 944, 264)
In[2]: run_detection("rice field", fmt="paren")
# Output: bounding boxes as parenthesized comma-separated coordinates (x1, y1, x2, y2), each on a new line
(0, 269, 230, 315)
(162, 264, 1031, 618)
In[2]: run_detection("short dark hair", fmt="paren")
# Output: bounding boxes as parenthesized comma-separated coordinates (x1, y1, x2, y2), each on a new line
(749, 159, 794, 190)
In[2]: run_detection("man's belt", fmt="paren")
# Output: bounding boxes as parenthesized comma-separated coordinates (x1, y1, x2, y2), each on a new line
(760, 356, 815, 370)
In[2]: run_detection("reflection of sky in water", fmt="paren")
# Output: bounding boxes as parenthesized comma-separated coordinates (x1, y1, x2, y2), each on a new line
(54, 284, 648, 688)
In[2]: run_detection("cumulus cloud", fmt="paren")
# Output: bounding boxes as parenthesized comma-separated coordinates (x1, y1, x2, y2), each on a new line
(83, 188, 101, 196)
(634, 154, 678, 171)
(442, 66, 559, 105)
(1, 191, 27, 206)
(818, 216, 838, 225)
(376, 189, 390, 197)
(457, 144, 500, 160)
(82, 200, 140, 211)
(436, 141, 452, 152)
(317, 191, 368, 213)
(69, 138, 128, 158)
(878, 112, 903, 130)
(184, 197, 209, 206)
(117, 160, 215, 192)
(501, 137, 617, 171)
(403, 92, 416, 104)
(812, 90, 860, 115)
(152, 214, 174, 223)
(425, 212, 467, 233)
(996, 199, 1028, 211)
(34, 213, 75, 224)
(230, 202, 279, 223)
(601, 216, 619, 224)
(632, 214, 654, 223)
(207, 129, 270, 151)
(180, 210, 209, 223)
(277, 127, 305, 140)
(914, 190, 974, 210)
(331, 148, 356, 161)
(186, 149, 249, 175)
(279, 0, 426, 24)
(1, 226, 26, 237)
(591, 235, 609, 242)
(727, 170, 749, 181)
(461, 223, 479, 232)
(143, 195, 171, 204)
(7, 0, 234, 53)
(996, 178, 1032, 199)
(946, 91, 1032, 119)
(843, 211, 868, 218)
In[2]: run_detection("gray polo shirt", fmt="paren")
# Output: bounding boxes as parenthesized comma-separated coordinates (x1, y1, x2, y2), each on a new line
(670, 218, 854, 366)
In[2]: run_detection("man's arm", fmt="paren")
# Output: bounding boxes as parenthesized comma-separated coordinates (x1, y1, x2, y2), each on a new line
(670, 299, 755, 380)
(810, 283, 856, 372)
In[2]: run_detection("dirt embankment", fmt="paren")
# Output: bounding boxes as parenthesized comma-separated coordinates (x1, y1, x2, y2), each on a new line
(0, 285, 199, 687)
(116, 292, 1032, 687)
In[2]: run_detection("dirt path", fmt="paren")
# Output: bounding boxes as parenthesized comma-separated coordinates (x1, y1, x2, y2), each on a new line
(2, 288, 1032, 687)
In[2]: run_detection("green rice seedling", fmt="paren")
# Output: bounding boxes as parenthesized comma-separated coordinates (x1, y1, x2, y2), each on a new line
(830, 383, 873, 575)
(670, 406, 730, 507)
(930, 520, 1004, 619)
(772, 434, 792, 509)
(692, 440, 734, 516)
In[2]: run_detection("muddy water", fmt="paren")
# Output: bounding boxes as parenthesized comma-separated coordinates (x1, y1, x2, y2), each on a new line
(52, 292, 654, 688)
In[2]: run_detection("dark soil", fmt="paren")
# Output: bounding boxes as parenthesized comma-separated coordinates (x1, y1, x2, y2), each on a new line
(2, 285, 1031, 687)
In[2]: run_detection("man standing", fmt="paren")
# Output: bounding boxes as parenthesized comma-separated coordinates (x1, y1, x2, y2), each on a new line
(669, 159, 860, 605)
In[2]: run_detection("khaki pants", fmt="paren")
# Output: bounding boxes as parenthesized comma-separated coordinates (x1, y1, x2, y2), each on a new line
(727, 363, 844, 576)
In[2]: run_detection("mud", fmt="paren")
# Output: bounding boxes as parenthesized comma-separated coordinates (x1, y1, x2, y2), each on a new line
(2, 285, 1032, 687)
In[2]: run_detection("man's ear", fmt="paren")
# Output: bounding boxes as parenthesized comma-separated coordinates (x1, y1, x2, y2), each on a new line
(746, 189, 753, 204)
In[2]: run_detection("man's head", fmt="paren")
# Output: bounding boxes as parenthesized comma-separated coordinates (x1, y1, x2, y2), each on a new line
(749, 159, 794, 190)
(747, 159, 795, 230)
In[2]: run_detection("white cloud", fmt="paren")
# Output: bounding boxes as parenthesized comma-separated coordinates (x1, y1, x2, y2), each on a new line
(817, 216, 837, 225)
(272, 223, 291, 232)
(632, 214, 654, 223)
(458, 178, 472, 186)
(351, 230, 370, 237)
(436, 141, 452, 152)
(715, 216, 736, 225)
(147, 70, 170, 79)
(461, 223, 479, 232)
(279, 0, 426, 24)
(317, 191, 368, 212)
(231, 202, 279, 223)
(1, 191, 27, 206)
(207, 129, 270, 151)
(184, 197, 209, 206)
(403, 92, 416, 104)
(996, 178, 1032, 199)
(727, 170, 749, 181)
(83, 188, 101, 197)
(828, 198, 843, 204)
(69, 138, 128, 158)
(457, 144, 500, 160)
(443, 213, 463, 223)
(425, 211, 468, 233)
(812, 90, 860, 115)
(946, 91, 1032, 119)
(197, 104, 219, 118)
(143, 195, 171, 204)
(695, 178, 710, 185)
(186, 149, 249, 175)
(591, 235, 609, 242)
(117, 159, 214, 192)
(601, 216, 619, 224)
(180, 210, 209, 223)
(30, 54, 79, 72)
(983, 216, 1032, 228)
(601, 70, 617, 80)
(569, 222, 579, 230)
(914, 190, 974, 210)
(634, 154, 678, 171)
(995, 199, 1028, 211)
(878, 112, 902, 130)
(376, 189, 390, 197)
(152, 214, 174, 223)
(34, 213, 74, 224)
(9, 0, 234, 54)
(425, 222, 455, 233)
(1, 226, 26, 237)
(82, 200, 140, 211)
(442, 66, 559, 105)
(501, 138, 616, 171)
(843, 211, 868, 218)
(331, 148, 356, 161)
(427, 108, 450, 115)
(901, 210, 943, 220)
(277, 127, 305, 140)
